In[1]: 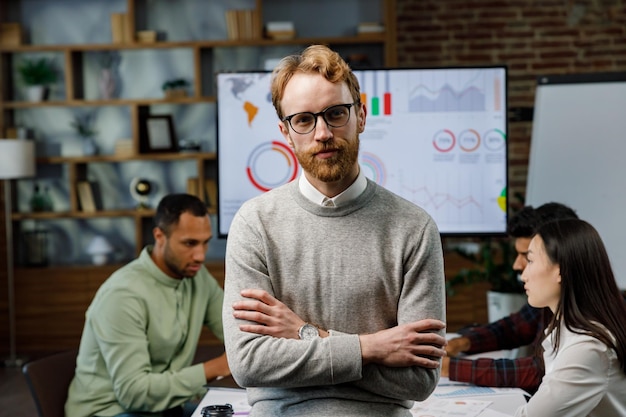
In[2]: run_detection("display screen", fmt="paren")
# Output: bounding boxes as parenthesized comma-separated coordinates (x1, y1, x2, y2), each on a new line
(217, 67, 508, 237)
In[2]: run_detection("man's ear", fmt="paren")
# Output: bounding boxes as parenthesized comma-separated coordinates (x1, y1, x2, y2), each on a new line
(153, 226, 165, 245)
(357, 103, 367, 133)
(279, 121, 294, 148)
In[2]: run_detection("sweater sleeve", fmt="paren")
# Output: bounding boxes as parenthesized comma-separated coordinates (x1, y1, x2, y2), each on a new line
(347, 217, 445, 400)
(223, 212, 364, 388)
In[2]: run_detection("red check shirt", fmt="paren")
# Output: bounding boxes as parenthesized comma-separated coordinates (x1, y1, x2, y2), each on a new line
(448, 303, 548, 393)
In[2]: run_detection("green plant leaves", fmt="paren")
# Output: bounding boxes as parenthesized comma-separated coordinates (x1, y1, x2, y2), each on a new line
(18, 58, 57, 86)
(446, 238, 523, 296)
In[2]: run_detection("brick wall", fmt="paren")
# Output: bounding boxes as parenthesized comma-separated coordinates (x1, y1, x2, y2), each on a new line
(396, 0, 626, 202)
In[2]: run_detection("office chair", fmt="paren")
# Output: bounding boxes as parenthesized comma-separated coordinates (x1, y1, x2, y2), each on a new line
(22, 349, 78, 417)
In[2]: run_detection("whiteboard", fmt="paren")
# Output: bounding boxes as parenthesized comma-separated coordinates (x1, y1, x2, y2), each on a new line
(526, 72, 626, 290)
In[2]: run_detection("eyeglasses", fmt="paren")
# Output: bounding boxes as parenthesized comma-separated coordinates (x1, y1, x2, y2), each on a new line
(282, 102, 358, 135)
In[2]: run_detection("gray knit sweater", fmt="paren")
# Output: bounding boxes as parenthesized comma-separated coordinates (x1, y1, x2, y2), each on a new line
(223, 178, 445, 416)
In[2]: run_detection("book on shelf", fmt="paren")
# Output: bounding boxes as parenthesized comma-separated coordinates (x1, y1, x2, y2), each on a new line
(204, 179, 217, 208)
(110, 13, 126, 43)
(186, 177, 218, 209)
(114, 139, 134, 157)
(76, 181, 96, 213)
(225, 9, 261, 40)
(357, 22, 385, 36)
(225, 10, 239, 40)
(110, 12, 133, 42)
(187, 177, 200, 198)
(137, 30, 157, 43)
(265, 21, 295, 40)
(0, 22, 23, 46)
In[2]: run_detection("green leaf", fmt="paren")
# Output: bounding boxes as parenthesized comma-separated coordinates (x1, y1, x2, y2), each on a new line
(17, 58, 57, 86)
(71, 112, 98, 138)
(447, 238, 523, 297)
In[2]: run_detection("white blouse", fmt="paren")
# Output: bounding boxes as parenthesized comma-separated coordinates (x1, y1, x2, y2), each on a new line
(515, 323, 626, 417)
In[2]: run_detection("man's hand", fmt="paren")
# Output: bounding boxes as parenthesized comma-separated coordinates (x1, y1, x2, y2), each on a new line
(232, 289, 310, 339)
(445, 336, 471, 357)
(232, 289, 445, 371)
(359, 319, 447, 368)
(203, 353, 231, 382)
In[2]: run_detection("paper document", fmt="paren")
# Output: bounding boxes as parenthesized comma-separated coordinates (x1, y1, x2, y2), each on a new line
(423, 377, 525, 416)
(411, 398, 492, 417)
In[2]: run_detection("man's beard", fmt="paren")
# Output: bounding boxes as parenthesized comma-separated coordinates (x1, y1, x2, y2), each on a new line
(294, 134, 360, 183)
(163, 243, 196, 279)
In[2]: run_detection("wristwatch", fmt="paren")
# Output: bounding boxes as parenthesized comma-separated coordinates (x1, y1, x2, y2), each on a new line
(298, 323, 320, 340)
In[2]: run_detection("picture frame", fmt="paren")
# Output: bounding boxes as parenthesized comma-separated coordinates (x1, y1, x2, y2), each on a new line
(145, 115, 177, 153)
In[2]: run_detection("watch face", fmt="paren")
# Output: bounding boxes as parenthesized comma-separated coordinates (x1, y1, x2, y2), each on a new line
(299, 324, 319, 340)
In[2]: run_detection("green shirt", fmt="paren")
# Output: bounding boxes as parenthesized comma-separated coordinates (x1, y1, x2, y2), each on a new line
(65, 246, 224, 417)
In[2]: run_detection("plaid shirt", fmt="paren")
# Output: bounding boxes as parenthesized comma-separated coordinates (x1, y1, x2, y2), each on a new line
(448, 303, 547, 393)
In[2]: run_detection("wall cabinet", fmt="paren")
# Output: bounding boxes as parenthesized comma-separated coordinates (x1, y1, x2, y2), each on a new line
(0, 0, 397, 353)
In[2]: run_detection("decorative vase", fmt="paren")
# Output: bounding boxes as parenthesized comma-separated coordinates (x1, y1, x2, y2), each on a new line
(82, 136, 98, 156)
(99, 69, 116, 100)
(26, 85, 47, 102)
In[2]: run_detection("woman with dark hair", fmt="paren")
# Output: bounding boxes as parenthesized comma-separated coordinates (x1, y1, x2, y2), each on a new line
(515, 218, 626, 416)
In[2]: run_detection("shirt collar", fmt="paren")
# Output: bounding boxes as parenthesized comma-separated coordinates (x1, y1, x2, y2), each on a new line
(142, 246, 184, 288)
(298, 169, 367, 207)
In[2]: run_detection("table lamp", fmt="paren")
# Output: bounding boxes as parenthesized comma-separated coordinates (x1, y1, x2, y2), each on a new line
(86, 235, 113, 265)
(0, 139, 36, 367)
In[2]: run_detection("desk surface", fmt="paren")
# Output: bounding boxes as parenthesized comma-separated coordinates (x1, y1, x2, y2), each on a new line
(194, 338, 527, 416)
(192, 378, 527, 417)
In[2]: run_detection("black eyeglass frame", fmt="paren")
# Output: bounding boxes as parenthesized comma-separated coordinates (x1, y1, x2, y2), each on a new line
(282, 102, 359, 135)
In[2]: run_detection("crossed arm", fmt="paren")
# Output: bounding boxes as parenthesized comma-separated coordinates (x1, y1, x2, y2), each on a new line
(231, 288, 447, 369)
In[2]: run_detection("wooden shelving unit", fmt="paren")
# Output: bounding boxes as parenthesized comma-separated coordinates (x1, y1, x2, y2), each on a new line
(0, 0, 397, 353)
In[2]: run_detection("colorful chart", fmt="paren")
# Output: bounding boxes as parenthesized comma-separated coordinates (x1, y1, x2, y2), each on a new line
(246, 141, 299, 192)
(360, 152, 386, 186)
(218, 68, 508, 236)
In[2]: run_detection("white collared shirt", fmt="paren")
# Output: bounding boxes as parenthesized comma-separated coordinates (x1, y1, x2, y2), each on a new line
(298, 170, 367, 207)
(515, 322, 626, 417)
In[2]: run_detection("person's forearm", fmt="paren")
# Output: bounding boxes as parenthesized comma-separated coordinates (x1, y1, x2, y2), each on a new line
(446, 336, 471, 356)
(359, 320, 446, 368)
(203, 353, 231, 382)
(448, 356, 543, 391)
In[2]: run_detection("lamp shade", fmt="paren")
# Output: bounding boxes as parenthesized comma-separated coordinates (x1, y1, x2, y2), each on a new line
(86, 235, 114, 266)
(86, 235, 113, 255)
(0, 140, 36, 179)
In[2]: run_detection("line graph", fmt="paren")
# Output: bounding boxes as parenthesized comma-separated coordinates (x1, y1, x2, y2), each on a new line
(390, 169, 506, 230)
(408, 70, 487, 112)
(401, 183, 482, 211)
(409, 83, 485, 112)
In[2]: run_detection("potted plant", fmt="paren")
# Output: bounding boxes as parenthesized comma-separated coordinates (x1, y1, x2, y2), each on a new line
(71, 112, 98, 156)
(162, 78, 190, 99)
(446, 238, 526, 322)
(17, 57, 58, 102)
